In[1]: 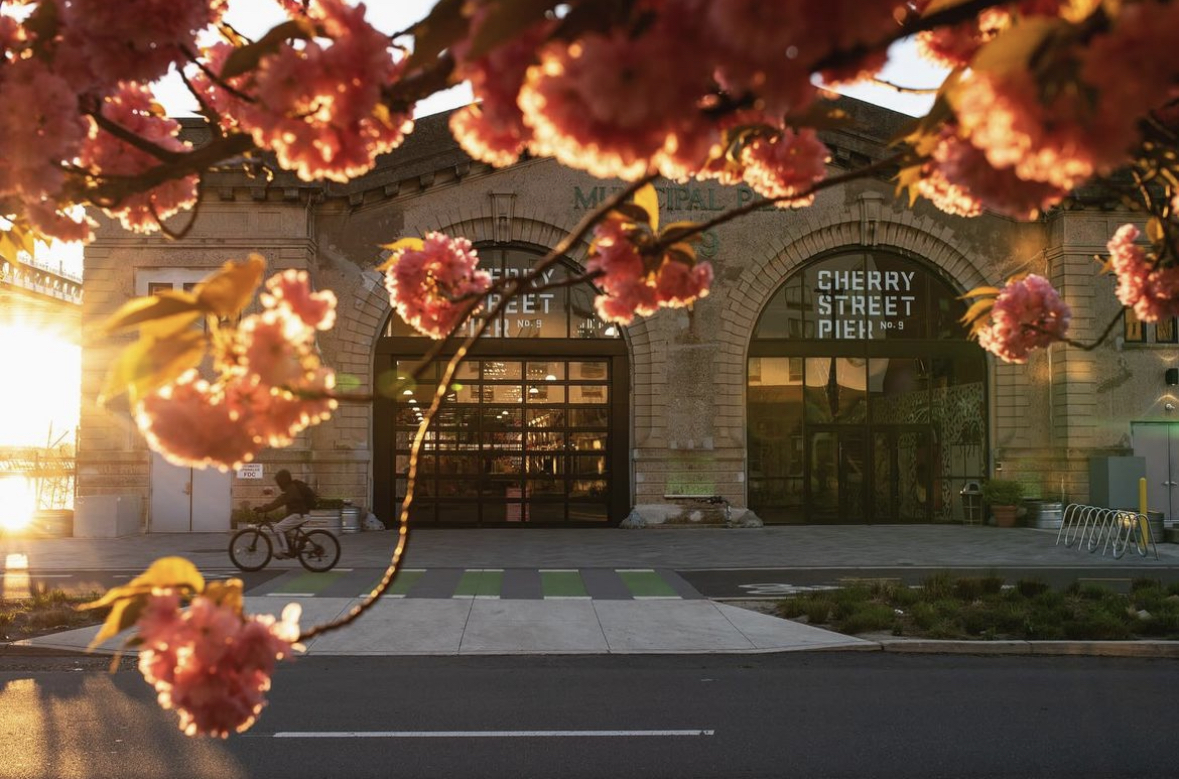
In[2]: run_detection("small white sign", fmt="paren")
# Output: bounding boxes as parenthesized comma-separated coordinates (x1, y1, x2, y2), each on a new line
(236, 464, 264, 480)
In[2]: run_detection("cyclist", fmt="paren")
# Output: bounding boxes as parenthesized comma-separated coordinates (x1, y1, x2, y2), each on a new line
(255, 469, 315, 559)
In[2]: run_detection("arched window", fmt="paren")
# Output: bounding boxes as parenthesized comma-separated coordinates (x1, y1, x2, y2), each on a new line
(747, 250, 987, 524)
(374, 244, 629, 527)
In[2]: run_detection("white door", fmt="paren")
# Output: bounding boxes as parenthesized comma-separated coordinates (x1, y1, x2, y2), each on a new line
(1131, 423, 1179, 520)
(150, 453, 232, 532)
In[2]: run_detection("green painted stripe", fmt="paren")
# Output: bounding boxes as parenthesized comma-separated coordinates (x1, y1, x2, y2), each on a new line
(274, 571, 345, 594)
(454, 569, 503, 597)
(617, 569, 678, 598)
(389, 569, 425, 596)
(541, 570, 587, 598)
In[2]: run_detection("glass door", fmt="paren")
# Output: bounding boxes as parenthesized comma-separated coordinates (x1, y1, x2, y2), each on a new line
(872, 426, 933, 523)
(806, 426, 866, 523)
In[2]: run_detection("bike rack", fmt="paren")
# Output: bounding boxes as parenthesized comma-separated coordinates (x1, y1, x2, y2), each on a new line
(1055, 503, 1159, 560)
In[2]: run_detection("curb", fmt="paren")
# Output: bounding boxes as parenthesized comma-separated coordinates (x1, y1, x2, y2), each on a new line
(874, 639, 1179, 658)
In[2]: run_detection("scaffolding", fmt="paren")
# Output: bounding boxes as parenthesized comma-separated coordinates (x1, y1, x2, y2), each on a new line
(0, 445, 75, 510)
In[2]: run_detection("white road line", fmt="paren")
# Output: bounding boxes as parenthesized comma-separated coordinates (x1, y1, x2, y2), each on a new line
(267, 593, 315, 597)
(272, 730, 714, 739)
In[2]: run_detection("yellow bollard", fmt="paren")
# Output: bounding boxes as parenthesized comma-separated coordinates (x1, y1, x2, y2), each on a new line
(1140, 477, 1148, 516)
(1139, 477, 1152, 547)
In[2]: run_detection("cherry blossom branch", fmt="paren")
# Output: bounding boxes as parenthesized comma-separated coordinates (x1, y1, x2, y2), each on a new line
(654, 150, 912, 251)
(868, 78, 940, 95)
(182, 46, 257, 105)
(297, 173, 655, 642)
(1026, 308, 1127, 351)
(87, 111, 185, 165)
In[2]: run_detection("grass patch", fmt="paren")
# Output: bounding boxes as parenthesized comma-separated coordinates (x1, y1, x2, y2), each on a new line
(774, 575, 1179, 641)
(0, 586, 106, 641)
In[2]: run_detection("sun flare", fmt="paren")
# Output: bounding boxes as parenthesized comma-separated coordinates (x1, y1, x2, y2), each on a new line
(0, 322, 80, 448)
(0, 476, 37, 532)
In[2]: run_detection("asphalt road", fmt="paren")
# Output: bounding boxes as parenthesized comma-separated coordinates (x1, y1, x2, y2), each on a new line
(2, 653, 1177, 778)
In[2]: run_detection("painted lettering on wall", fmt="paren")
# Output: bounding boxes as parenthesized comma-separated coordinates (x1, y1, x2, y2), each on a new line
(465, 267, 558, 337)
(815, 269, 918, 339)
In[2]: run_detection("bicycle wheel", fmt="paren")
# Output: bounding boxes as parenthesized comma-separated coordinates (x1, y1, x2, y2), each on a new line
(297, 530, 340, 572)
(229, 528, 272, 571)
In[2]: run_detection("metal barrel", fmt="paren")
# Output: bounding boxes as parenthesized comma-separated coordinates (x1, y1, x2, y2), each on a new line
(304, 509, 342, 534)
(1029, 501, 1064, 529)
(341, 504, 362, 534)
(1147, 510, 1165, 544)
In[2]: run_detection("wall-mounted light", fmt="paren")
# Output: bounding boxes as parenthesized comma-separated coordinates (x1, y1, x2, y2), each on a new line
(1166, 368, 1179, 386)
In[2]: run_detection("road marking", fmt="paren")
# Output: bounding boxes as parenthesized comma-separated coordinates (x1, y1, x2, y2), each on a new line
(267, 593, 315, 597)
(272, 730, 715, 739)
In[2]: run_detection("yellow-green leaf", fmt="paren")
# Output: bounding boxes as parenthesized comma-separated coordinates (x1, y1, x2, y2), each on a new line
(203, 579, 244, 616)
(612, 203, 651, 226)
(667, 242, 697, 262)
(1147, 217, 1166, 245)
(464, 0, 556, 60)
(960, 297, 997, 328)
(86, 595, 147, 650)
(967, 17, 1067, 77)
(959, 286, 1003, 299)
(194, 254, 266, 318)
(103, 290, 202, 334)
(99, 330, 207, 405)
(376, 237, 426, 271)
(130, 556, 206, 595)
(634, 183, 659, 233)
(660, 221, 703, 244)
(219, 19, 311, 80)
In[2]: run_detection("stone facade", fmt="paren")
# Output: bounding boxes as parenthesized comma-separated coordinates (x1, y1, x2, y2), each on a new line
(78, 98, 1179, 530)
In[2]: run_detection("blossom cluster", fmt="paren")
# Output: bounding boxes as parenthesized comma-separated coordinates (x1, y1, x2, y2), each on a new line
(975, 274, 1072, 364)
(192, 0, 413, 183)
(1106, 225, 1179, 322)
(383, 233, 492, 339)
(586, 217, 713, 325)
(136, 269, 338, 470)
(0, 0, 222, 240)
(136, 590, 301, 738)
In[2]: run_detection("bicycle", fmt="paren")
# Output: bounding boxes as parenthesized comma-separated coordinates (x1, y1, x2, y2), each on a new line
(228, 514, 341, 572)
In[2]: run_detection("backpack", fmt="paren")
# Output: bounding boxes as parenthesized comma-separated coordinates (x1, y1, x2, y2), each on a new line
(293, 479, 318, 509)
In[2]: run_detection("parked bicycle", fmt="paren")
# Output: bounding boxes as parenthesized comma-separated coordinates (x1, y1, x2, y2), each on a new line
(228, 514, 341, 572)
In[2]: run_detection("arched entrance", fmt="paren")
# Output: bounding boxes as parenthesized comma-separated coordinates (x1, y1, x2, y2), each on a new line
(373, 245, 630, 527)
(747, 249, 987, 524)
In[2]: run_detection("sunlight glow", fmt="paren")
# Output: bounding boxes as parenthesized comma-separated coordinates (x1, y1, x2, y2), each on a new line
(0, 477, 37, 532)
(0, 323, 80, 448)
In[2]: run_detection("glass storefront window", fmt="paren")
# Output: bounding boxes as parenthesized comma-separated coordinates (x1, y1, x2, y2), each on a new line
(749, 251, 986, 524)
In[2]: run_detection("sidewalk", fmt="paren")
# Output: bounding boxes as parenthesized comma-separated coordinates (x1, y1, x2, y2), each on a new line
(5, 525, 1178, 657)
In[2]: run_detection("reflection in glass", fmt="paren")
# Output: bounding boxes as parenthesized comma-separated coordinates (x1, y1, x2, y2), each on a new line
(568, 385, 608, 404)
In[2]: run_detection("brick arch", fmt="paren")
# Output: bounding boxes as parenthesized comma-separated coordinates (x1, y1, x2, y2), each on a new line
(715, 218, 993, 444)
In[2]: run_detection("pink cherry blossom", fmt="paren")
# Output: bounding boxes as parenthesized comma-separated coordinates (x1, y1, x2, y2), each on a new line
(193, 0, 413, 183)
(449, 6, 553, 168)
(137, 375, 262, 470)
(917, 128, 1066, 219)
(740, 128, 829, 208)
(1106, 224, 1179, 322)
(57, 0, 226, 90)
(0, 58, 90, 240)
(136, 592, 300, 738)
(261, 269, 337, 331)
(384, 233, 492, 339)
(654, 257, 713, 308)
(519, 21, 711, 181)
(976, 274, 1071, 363)
(78, 83, 199, 234)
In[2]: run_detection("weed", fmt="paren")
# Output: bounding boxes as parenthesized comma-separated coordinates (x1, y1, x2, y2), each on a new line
(836, 603, 897, 635)
(920, 572, 955, 600)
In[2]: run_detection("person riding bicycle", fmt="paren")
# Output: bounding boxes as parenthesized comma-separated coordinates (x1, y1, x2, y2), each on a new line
(255, 469, 315, 559)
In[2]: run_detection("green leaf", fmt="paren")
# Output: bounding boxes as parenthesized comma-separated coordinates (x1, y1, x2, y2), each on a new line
(219, 19, 311, 80)
(464, 0, 557, 60)
(634, 183, 659, 233)
(960, 298, 997, 328)
(99, 330, 207, 405)
(612, 203, 652, 226)
(194, 254, 267, 318)
(86, 595, 147, 650)
(968, 17, 1066, 77)
(103, 290, 203, 334)
(960, 286, 1003, 299)
(404, 0, 469, 73)
(667, 242, 697, 263)
(79, 557, 205, 650)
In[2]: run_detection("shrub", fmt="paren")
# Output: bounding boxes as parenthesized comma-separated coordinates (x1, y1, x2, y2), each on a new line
(954, 577, 986, 601)
(921, 572, 955, 599)
(1063, 611, 1132, 641)
(836, 603, 898, 635)
(980, 575, 1006, 595)
(1016, 579, 1050, 598)
(981, 479, 1025, 506)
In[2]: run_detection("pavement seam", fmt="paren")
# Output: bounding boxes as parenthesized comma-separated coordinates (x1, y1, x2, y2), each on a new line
(711, 602, 762, 652)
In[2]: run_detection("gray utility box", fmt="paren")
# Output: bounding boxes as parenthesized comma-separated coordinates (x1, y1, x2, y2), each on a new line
(1089, 456, 1146, 510)
(74, 495, 142, 537)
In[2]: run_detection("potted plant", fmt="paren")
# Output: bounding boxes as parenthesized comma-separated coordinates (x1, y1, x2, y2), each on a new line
(981, 479, 1025, 528)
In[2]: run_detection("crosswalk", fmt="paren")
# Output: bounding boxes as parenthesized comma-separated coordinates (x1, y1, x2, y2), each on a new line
(250, 567, 702, 601)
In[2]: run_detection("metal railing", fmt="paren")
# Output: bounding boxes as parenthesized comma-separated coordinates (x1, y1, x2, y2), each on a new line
(1055, 503, 1159, 560)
